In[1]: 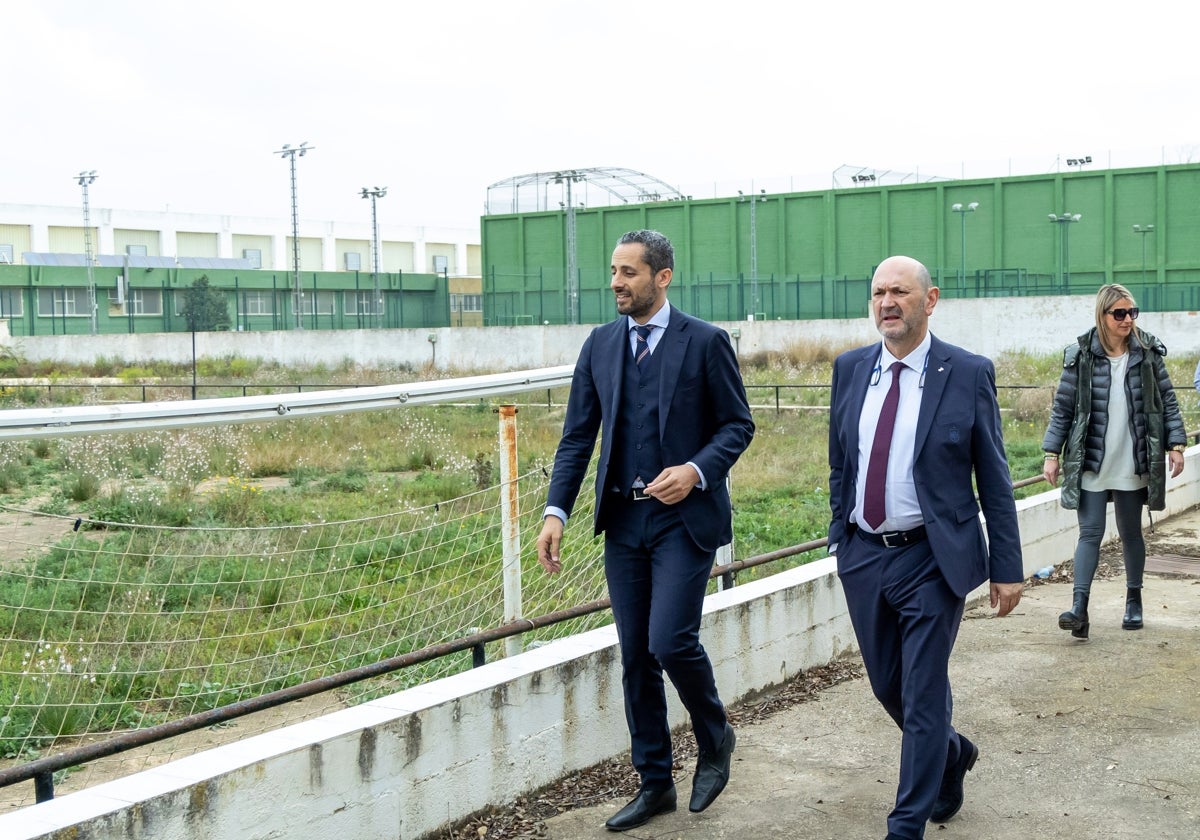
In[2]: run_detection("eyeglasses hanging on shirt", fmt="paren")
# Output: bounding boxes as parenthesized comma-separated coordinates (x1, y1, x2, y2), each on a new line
(871, 355, 929, 389)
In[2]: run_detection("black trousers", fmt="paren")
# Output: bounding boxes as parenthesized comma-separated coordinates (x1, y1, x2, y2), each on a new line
(604, 496, 726, 788)
(837, 529, 966, 839)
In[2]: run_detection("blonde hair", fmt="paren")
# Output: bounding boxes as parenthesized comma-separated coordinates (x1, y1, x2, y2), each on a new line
(1094, 283, 1137, 350)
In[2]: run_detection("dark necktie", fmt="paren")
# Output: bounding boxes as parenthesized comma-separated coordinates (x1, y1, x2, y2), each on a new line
(863, 362, 903, 530)
(634, 325, 654, 365)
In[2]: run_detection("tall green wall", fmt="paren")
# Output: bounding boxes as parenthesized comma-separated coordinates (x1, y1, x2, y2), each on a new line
(481, 163, 1200, 324)
(0, 266, 449, 336)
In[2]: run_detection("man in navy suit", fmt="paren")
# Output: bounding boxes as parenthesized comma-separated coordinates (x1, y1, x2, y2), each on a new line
(537, 229, 754, 832)
(827, 255, 1024, 840)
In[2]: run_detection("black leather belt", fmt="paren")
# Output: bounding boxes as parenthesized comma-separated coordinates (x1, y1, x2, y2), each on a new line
(612, 487, 653, 502)
(856, 525, 926, 548)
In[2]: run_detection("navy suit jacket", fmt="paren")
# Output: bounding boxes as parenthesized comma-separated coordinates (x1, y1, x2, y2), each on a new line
(547, 308, 754, 553)
(828, 335, 1023, 597)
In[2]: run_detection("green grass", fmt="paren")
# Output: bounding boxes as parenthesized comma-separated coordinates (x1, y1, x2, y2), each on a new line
(0, 350, 1197, 751)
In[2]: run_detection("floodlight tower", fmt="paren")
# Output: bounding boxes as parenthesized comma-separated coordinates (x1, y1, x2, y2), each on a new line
(361, 187, 388, 327)
(275, 142, 315, 329)
(1132, 224, 1155, 287)
(739, 189, 767, 319)
(76, 170, 99, 334)
(951, 201, 979, 287)
(553, 170, 584, 324)
(1048, 213, 1082, 287)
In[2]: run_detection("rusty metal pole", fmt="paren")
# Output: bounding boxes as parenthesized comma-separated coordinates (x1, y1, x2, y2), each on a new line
(498, 405, 523, 657)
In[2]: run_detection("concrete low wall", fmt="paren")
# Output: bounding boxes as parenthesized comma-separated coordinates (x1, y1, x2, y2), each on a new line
(1, 447, 1197, 840)
(4, 295, 1199, 370)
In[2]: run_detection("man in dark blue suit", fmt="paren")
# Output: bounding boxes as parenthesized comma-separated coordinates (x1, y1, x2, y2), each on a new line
(537, 229, 754, 832)
(827, 255, 1024, 840)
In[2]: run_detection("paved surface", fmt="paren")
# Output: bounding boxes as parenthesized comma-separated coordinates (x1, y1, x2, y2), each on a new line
(543, 507, 1200, 840)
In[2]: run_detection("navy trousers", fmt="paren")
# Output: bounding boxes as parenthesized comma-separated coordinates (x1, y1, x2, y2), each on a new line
(603, 495, 726, 788)
(837, 529, 966, 839)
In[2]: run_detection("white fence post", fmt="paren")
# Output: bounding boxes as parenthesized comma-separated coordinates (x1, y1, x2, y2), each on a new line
(498, 404, 523, 657)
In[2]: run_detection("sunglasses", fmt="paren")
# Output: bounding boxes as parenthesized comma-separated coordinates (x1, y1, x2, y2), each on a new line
(1106, 307, 1139, 321)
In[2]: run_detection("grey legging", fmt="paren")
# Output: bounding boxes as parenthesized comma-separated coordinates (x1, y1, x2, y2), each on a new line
(1072, 487, 1148, 595)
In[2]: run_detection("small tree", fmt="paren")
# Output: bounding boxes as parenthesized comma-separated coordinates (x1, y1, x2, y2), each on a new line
(180, 276, 231, 331)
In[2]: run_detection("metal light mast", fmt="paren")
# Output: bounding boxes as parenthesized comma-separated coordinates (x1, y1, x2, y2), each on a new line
(361, 187, 388, 327)
(76, 171, 99, 334)
(275, 143, 314, 329)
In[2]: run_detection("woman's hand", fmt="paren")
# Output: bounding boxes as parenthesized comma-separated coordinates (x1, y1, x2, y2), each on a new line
(1042, 456, 1060, 487)
(1168, 449, 1185, 478)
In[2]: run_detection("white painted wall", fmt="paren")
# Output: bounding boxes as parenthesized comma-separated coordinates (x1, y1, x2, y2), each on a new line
(1, 451, 1196, 840)
(4, 295, 1198, 370)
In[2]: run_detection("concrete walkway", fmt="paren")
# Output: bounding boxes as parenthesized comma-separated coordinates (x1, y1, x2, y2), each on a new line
(543, 509, 1200, 840)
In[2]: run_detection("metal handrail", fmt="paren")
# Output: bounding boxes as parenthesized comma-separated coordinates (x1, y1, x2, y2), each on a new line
(0, 410, 1192, 803)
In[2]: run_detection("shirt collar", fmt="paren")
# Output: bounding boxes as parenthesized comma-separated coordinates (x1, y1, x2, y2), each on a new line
(879, 331, 932, 374)
(627, 300, 671, 333)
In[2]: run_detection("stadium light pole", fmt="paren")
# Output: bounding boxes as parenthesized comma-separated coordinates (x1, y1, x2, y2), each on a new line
(738, 188, 767, 319)
(1048, 212, 1082, 289)
(275, 143, 314, 330)
(1132, 224, 1155, 288)
(553, 170, 583, 325)
(76, 171, 99, 334)
(361, 187, 388, 328)
(951, 201, 979, 289)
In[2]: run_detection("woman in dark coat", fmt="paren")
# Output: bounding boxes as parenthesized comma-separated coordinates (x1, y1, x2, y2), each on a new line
(1041, 284, 1186, 639)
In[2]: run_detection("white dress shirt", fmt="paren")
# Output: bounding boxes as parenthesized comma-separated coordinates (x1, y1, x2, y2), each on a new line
(852, 333, 931, 533)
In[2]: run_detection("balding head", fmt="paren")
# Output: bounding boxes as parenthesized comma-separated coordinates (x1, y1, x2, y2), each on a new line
(870, 256, 938, 359)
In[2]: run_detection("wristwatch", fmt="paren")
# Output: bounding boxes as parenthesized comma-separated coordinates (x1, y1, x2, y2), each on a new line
(1169, 444, 1187, 453)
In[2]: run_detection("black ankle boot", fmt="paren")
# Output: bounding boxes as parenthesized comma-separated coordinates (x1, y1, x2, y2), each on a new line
(1122, 588, 1143, 630)
(1059, 592, 1090, 639)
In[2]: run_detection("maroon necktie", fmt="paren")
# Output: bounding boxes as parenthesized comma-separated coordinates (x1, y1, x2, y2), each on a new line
(634, 325, 653, 365)
(863, 362, 903, 529)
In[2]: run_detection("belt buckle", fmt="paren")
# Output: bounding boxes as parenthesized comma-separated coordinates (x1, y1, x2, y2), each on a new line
(631, 488, 651, 501)
(881, 531, 901, 548)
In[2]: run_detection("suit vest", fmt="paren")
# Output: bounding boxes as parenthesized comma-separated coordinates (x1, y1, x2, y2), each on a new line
(612, 336, 664, 494)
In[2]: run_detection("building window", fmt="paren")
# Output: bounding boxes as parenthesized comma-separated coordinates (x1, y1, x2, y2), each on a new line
(37, 287, 87, 317)
(301, 290, 335, 316)
(130, 288, 163, 316)
(0, 288, 24, 317)
(0, 245, 14, 264)
(462, 294, 482, 312)
(242, 249, 263, 269)
(344, 290, 382, 316)
(241, 290, 275, 316)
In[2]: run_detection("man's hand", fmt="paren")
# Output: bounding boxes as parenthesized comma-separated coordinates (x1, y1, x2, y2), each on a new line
(536, 515, 565, 574)
(990, 581, 1023, 617)
(644, 464, 701, 505)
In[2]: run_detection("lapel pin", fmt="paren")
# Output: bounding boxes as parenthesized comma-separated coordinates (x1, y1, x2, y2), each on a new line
(937, 367, 944, 372)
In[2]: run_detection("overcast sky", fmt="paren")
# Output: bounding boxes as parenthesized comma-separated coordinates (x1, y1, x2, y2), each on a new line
(4, 0, 1197, 233)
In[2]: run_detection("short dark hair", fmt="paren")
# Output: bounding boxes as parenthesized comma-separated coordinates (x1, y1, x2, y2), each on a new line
(617, 229, 674, 275)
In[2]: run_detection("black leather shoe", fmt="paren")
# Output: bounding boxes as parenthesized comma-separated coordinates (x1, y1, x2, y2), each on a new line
(930, 734, 978, 823)
(689, 722, 736, 812)
(604, 786, 676, 831)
